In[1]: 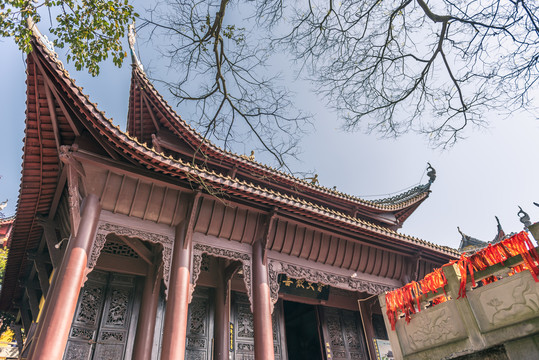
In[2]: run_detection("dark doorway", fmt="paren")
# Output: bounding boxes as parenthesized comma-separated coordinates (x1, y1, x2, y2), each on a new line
(283, 301, 323, 360)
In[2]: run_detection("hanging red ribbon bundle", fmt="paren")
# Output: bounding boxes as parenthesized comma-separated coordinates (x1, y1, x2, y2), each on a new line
(385, 231, 539, 331)
(420, 267, 447, 296)
(456, 255, 476, 298)
(385, 269, 448, 330)
(500, 232, 539, 281)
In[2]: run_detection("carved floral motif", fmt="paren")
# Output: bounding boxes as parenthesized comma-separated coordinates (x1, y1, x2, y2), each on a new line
(70, 327, 93, 341)
(407, 308, 458, 351)
(88, 222, 173, 295)
(105, 289, 130, 326)
(100, 331, 124, 342)
(76, 286, 103, 325)
(189, 298, 207, 336)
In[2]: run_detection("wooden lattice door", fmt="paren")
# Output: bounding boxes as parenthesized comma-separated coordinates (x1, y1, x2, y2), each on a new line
(231, 292, 286, 360)
(185, 287, 214, 360)
(319, 307, 369, 360)
(63, 271, 140, 360)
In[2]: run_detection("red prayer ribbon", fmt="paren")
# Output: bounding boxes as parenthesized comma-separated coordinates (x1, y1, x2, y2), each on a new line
(385, 231, 539, 330)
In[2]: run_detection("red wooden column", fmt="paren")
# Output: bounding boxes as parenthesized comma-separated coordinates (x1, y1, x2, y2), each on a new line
(160, 221, 191, 360)
(214, 258, 230, 360)
(133, 252, 161, 360)
(32, 194, 101, 360)
(252, 239, 275, 359)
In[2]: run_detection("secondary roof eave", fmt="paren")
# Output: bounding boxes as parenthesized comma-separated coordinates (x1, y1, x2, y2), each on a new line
(129, 64, 435, 217)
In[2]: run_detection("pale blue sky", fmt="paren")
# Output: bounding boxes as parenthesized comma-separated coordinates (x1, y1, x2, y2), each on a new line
(1, 15, 539, 250)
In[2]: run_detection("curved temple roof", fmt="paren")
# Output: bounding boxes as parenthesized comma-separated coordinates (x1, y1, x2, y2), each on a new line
(126, 44, 434, 227)
(0, 26, 459, 311)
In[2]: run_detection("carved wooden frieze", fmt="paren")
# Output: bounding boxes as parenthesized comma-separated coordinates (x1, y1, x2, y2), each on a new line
(268, 260, 395, 308)
(191, 243, 253, 310)
(88, 222, 173, 293)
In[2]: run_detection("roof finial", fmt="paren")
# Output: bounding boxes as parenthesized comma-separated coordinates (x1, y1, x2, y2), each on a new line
(128, 23, 144, 70)
(518, 206, 531, 227)
(426, 162, 436, 184)
(493, 216, 505, 243)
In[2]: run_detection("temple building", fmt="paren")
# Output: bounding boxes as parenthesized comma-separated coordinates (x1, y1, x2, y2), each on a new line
(0, 215, 14, 249)
(457, 217, 506, 253)
(0, 27, 458, 360)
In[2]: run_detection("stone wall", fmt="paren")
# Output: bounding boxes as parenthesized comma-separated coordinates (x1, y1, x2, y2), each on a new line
(379, 258, 539, 360)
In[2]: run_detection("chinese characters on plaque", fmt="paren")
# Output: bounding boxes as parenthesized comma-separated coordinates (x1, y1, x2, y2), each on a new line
(277, 274, 330, 300)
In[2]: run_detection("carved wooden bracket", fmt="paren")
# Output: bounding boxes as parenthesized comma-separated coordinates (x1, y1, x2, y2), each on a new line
(87, 222, 174, 297)
(191, 243, 254, 311)
(59, 145, 85, 236)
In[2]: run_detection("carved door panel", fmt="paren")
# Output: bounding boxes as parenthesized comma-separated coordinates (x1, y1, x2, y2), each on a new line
(319, 307, 368, 360)
(63, 271, 139, 360)
(185, 287, 214, 360)
(93, 273, 138, 360)
(64, 271, 108, 360)
(231, 292, 286, 360)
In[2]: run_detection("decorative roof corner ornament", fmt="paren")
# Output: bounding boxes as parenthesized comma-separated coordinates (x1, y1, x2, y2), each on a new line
(128, 23, 144, 71)
(426, 162, 436, 185)
(27, 18, 55, 54)
(305, 174, 319, 185)
(0, 199, 7, 212)
(518, 206, 532, 228)
(493, 216, 506, 243)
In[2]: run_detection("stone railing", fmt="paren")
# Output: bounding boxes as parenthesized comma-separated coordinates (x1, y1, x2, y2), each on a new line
(379, 249, 539, 360)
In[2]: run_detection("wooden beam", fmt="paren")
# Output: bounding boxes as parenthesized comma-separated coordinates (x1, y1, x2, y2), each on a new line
(10, 323, 23, 353)
(34, 259, 50, 297)
(35, 215, 63, 268)
(95, 253, 148, 276)
(224, 261, 242, 282)
(118, 236, 153, 265)
(184, 192, 202, 249)
(26, 285, 40, 321)
(43, 80, 62, 154)
(142, 92, 161, 131)
(151, 133, 164, 153)
(48, 165, 67, 221)
(19, 300, 31, 333)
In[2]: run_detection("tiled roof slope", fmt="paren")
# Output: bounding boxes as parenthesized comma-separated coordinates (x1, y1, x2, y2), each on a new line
(128, 60, 434, 221)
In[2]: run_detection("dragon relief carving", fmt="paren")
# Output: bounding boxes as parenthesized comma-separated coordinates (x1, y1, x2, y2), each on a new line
(88, 222, 173, 296)
(191, 243, 253, 310)
(268, 261, 395, 308)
